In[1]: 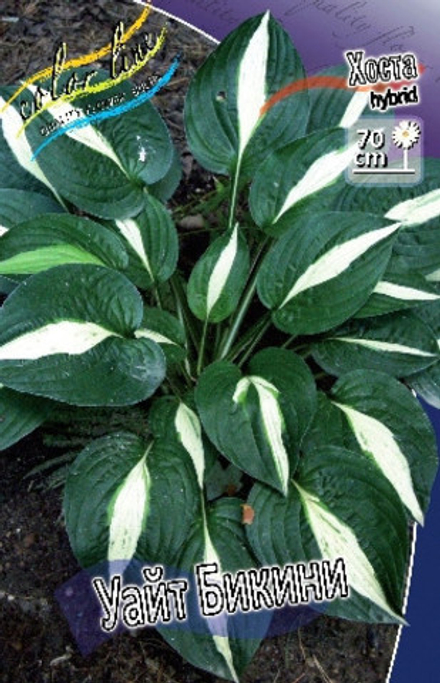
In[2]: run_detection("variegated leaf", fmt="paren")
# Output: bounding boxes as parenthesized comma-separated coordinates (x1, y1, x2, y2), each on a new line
(354, 256, 440, 318)
(236, 12, 270, 159)
(111, 194, 178, 290)
(386, 188, 440, 227)
(108, 449, 151, 567)
(305, 65, 369, 133)
(148, 397, 222, 495)
(294, 481, 404, 622)
(247, 448, 409, 624)
(373, 280, 439, 303)
(233, 376, 290, 495)
(195, 349, 316, 495)
(312, 311, 439, 378)
(333, 158, 440, 271)
(0, 91, 60, 199)
(250, 129, 358, 236)
(0, 79, 174, 219)
(135, 307, 186, 365)
(0, 214, 128, 276)
(174, 402, 206, 490)
(199, 512, 239, 683)
(330, 370, 438, 524)
(406, 300, 440, 408)
(0, 385, 53, 451)
(64, 433, 200, 569)
(258, 212, 400, 336)
(159, 498, 264, 682)
(0, 265, 165, 406)
(187, 224, 249, 323)
(339, 89, 371, 129)
(0, 189, 64, 231)
(184, 12, 309, 178)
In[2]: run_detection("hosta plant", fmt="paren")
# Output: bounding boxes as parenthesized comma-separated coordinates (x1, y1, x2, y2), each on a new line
(1, 11, 440, 681)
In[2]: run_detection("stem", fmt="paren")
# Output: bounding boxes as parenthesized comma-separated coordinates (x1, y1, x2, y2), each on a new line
(227, 159, 242, 231)
(283, 341, 312, 361)
(153, 284, 163, 310)
(237, 316, 272, 368)
(218, 236, 271, 360)
(179, 361, 194, 388)
(218, 277, 258, 360)
(282, 335, 295, 349)
(197, 318, 209, 376)
(170, 275, 200, 353)
(213, 322, 224, 359)
(166, 375, 183, 398)
(225, 313, 271, 363)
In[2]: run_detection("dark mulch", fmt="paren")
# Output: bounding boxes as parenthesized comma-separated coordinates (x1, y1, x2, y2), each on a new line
(1, 2, 399, 681)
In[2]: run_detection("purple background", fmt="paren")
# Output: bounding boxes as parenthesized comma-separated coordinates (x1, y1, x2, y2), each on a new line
(151, 1, 440, 682)
(152, 0, 440, 159)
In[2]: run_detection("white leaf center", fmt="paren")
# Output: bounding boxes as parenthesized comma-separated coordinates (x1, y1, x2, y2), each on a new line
(374, 280, 440, 302)
(333, 336, 436, 358)
(386, 189, 440, 227)
(334, 402, 424, 524)
(280, 223, 401, 308)
(0, 321, 118, 360)
(295, 482, 405, 623)
(339, 90, 370, 129)
(234, 375, 289, 495)
(237, 12, 270, 158)
(0, 95, 56, 194)
(275, 143, 358, 223)
(207, 223, 239, 316)
(108, 453, 151, 563)
(135, 329, 176, 345)
(115, 218, 154, 280)
(175, 403, 205, 489)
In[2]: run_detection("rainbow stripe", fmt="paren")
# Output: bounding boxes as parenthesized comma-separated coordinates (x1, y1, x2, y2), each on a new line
(31, 55, 181, 160)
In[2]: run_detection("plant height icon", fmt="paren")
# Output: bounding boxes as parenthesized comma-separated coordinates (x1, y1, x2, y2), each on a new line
(392, 120, 421, 171)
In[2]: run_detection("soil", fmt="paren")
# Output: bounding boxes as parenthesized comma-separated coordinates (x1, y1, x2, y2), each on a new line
(0, 2, 399, 682)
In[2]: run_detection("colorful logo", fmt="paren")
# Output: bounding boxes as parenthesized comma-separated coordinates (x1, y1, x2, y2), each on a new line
(0, 1, 180, 159)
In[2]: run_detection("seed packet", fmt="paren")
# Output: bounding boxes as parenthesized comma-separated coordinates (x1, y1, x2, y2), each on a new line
(0, 2, 439, 682)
